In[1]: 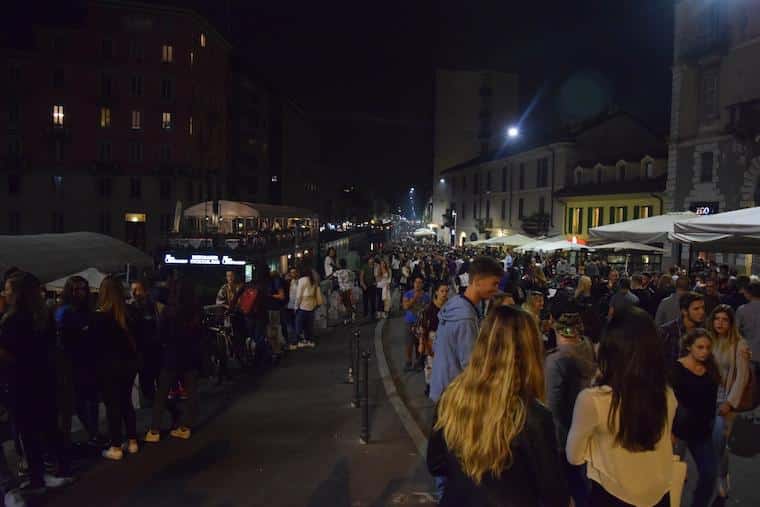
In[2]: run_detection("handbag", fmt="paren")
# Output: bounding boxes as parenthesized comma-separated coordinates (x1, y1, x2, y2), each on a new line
(669, 456, 687, 507)
(731, 344, 760, 412)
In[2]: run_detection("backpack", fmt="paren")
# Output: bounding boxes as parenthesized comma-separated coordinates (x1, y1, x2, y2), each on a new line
(238, 287, 259, 315)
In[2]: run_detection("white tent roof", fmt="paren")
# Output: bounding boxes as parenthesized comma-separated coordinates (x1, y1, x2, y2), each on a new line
(540, 240, 593, 252)
(669, 207, 760, 253)
(593, 241, 666, 253)
(413, 228, 436, 237)
(0, 232, 153, 284)
(184, 200, 317, 219)
(514, 236, 564, 252)
(465, 239, 489, 246)
(45, 267, 108, 292)
(589, 212, 697, 243)
(484, 234, 534, 247)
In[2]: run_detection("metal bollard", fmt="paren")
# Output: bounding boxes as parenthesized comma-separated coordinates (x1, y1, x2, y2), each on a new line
(359, 350, 371, 444)
(345, 321, 355, 384)
(351, 331, 361, 408)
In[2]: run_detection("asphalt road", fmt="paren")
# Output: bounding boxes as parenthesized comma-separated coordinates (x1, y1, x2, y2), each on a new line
(42, 321, 435, 507)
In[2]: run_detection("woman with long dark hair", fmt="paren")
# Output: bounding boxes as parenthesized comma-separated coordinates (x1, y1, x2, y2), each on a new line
(567, 306, 676, 506)
(0, 272, 71, 494)
(671, 328, 719, 507)
(91, 276, 139, 460)
(427, 305, 569, 506)
(707, 305, 750, 498)
(145, 278, 202, 443)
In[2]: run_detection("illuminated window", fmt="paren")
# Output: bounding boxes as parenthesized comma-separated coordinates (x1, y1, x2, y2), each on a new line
(52, 105, 64, 126)
(189, 116, 194, 135)
(131, 110, 141, 130)
(100, 107, 111, 128)
(615, 206, 627, 222)
(200, 33, 206, 47)
(571, 208, 582, 234)
(161, 44, 173, 63)
(162, 112, 172, 130)
(641, 205, 653, 219)
(591, 207, 603, 228)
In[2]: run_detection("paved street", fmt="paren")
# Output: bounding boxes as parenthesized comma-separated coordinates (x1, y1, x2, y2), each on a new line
(42, 321, 434, 507)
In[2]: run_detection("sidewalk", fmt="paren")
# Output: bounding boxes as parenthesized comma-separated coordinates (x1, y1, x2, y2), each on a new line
(379, 315, 760, 506)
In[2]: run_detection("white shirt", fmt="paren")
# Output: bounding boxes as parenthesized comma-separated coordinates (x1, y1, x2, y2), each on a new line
(324, 256, 336, 278)
(287, 279, 299, 310)
(295, 276, 318, 311)
(503, 254, 513, 269)
(566, 386, 677, 506)
(335, 269, 355, 292)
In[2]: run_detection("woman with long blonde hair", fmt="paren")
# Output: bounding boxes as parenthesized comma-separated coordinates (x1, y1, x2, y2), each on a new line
(427, 305, 569, 506)
(707, 304, 750, 499)
(91, 276, 139, 461)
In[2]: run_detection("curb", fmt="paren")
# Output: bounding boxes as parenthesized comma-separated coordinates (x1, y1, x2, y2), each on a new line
(373, 317, 428, 457)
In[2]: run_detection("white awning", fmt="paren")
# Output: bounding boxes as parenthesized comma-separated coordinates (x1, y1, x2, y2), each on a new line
(669, 207, 760, 253)
(484, 234, 534, 247)
(413, 228, 437, 238)
(593, 241, 666, 253)
(45, 267, 109, 292)
(183, 200, 317, 220)
(589, 212, 697, 243)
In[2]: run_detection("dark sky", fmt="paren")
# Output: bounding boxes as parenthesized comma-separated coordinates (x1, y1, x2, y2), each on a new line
(209, 0, 674, 210)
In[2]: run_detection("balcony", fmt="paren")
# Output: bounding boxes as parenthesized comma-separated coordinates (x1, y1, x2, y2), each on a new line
(727, 99, 760, 158)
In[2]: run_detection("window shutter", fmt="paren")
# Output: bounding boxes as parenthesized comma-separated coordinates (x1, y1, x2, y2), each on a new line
(577, 208, 584, 234)
(609, 207, 615, 224)
(622, 207, 628, 222)
(633, 205, 640, 220)
(598, 208, 604, 226)
(567, 208, 573, 234)
(587, 207, 593, 230)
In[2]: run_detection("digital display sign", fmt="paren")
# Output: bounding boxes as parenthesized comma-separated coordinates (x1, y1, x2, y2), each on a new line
(689, 201, 719, 216)
(164, 254, 246, 266)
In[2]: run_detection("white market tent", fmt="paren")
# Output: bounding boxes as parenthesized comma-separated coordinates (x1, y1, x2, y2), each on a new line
(484, 234, 534, 247)
(593, 241, 666, 253)
(0, 232, 153, 284)
(515, 236, 564, 253)
(540, 240, 593, 252)
(413, 228, 437, 238)
(671, 206, 760, 253)
(465, 239, 490, 246)
(45, 267, 108, 292)
(589, 211, 697, 244)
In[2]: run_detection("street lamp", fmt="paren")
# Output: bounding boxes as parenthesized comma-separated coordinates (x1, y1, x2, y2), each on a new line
(507, 126, 519, 139)
(439, 178, 445, 184)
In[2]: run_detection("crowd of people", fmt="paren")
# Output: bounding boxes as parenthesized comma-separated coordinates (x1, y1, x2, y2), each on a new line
(360, 240, 758, 507)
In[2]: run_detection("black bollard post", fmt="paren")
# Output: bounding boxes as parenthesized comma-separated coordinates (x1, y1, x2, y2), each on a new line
(359, 350, 371, 444)
(345, 322, 355, 384)
(351, 331, 361, 408)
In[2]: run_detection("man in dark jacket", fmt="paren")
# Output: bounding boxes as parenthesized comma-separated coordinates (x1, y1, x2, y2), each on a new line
(129, 279, 165, 404)
(659, 292, 705, 366)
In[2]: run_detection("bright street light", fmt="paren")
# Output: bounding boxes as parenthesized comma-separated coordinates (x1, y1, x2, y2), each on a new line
(439, 178, 445, 184)
(507, 126, 519, 139)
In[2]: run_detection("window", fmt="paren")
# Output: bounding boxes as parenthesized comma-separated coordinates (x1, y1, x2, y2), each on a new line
(97, 177, 112, 197)
(463, 175, 467, 190)
(128, 141, 143, 162)
(130, 177, 142, 198)
(486, 171, 492, 191)
(190, 51, 194, 66)
(568, 208, 582, 234)
(645, 160, 654, 178)
(538, 196, 545, 214)
(51, 212, 64, 233)
(618, 164, 626, 181)
(162, 44, 173, 63)
(473, 173, 479, 195)
(131, 110, 142, 130)
(589, 207, 603, 228)
(501, 199, 506, 220)
(9, 63, 20, 82)
(52, 175, 63, 195)
(8, 174, 20, 195)
(597, 168, 602, 184)
(52, 105, 64, 126)
(53, 68, 64, 88)
(575, 168, 582, 185)
(701, 68, 719, 120)
(161, 112, 172, 130)
(161, 79, 173, 100)
(519, 163, 525, 190)
(100, 107, 111, 128)
(501, 166, 507, 192)
(200, 33, 207, 47)
(189, 116, 194, 135)
(99, 212, 111, 235)
(518, 198, 524, 219)
(7, 136, 21, 157)
(101, 73, 112, 97)
(700, 152, 714, 182)
(641, 205, 653, 219)
(160, 213, 173, 235)
(461, 201, 466, 220)
(54, 139, 64, 161)
(485, 200, 490, 219)
(473, 200, 477, 219)
(99, 141, 112, 162)
(160, 179, 171, 200)
(8, 101, 19, 125)
(611, 206, 627, 223)
(102, 39, 113, 58)
(160, 144, 171, 162)
(537, 158, 549, 187)
(8, 212, 20, 234)
(130, 75, 143, 96)
(128, 39, 143, 61)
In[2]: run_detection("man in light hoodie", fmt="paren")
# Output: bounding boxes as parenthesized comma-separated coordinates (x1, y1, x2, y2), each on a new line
(429, 256, 503, 402)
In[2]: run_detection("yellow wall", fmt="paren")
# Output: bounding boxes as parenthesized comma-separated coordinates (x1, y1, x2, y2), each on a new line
(562, 194, 663, 241)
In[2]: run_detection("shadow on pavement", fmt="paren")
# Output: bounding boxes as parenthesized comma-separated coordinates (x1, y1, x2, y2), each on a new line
(306, 457, 351, 507)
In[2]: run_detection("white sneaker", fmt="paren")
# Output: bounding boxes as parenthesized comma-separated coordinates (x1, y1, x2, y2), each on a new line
(144, 430, 161, 443)
(102, 446, 123, 461)
(4, 489, 26, 507)
(123, 439, 139, 454)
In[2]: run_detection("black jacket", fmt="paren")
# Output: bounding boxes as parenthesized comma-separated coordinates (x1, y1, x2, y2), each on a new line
(427, 400, 569, 507)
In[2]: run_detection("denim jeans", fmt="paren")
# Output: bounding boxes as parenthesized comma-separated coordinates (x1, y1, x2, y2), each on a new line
(713, 412, 737, 481)
(676, 436, 717, 507)
(433, 475, 447, 503)
(283, 309, 297, 345)
(295, 309, 315, 342)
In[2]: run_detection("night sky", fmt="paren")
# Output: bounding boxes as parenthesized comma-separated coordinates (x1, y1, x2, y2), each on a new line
(6, 0, 675, 212)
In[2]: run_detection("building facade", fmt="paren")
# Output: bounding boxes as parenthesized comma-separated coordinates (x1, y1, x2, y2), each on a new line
(432, 69, 519, 241)
(667, 0, 760, 218)
(435, 112, 666, 245)
(0, 0, 230, 253)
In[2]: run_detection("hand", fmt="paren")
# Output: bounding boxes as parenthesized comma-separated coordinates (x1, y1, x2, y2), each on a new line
(718, 402, 732, 416)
